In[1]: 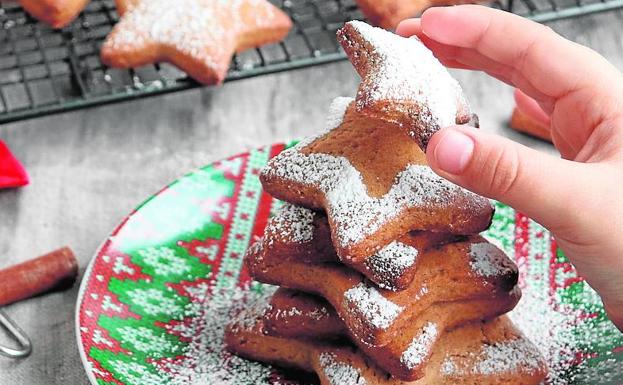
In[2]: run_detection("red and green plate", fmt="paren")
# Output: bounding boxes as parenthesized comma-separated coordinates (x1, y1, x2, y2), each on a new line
(76, 143, 623, 385)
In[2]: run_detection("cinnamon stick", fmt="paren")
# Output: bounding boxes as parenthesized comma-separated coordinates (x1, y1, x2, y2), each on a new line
(0, 247, 78, 307)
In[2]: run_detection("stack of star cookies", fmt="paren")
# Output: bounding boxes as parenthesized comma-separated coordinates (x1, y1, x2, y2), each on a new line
(226, 21, 548, 385)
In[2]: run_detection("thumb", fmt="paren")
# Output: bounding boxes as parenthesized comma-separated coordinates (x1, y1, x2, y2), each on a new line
(426, 125, 595, 231)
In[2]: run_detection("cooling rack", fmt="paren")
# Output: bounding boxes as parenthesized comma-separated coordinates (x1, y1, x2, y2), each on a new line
(1, 0, 622, 124)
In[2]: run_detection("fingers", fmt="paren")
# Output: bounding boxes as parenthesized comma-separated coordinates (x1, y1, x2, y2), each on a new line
(395, 18, 421, 37)
(426, 125, 598, 231)
(398, 6, 623, 110)
(420, 6, 611, 102)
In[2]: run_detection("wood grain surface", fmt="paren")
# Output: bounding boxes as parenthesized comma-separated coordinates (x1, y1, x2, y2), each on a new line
(0, 9, 622, 384)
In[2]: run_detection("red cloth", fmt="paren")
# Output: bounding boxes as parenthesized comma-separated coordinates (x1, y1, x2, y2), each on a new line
(0, 140, 29, 189)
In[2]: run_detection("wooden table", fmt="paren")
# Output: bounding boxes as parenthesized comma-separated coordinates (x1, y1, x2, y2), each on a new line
(0, 10, 622, 384)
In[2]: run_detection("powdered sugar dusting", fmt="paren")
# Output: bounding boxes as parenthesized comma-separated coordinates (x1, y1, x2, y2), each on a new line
(345, 21, 469, 132)
(468, 242, 513, 278)
(441, 337, 545, 376)
(365, 241, 418, 290)
(160, 285, 279, 385)
(343, 283, 403, 330)
(318, 352, 367, 385)
(325, 97, 354, 131)
(400, 322, 438, 370)
(473, 339, 546, 375)
(266, 203, 314, 244)
(263, 146, 488, 248)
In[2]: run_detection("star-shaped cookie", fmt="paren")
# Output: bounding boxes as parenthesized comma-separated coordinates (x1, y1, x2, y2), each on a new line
(20, 0, 89, 28)
(260, 97, 493, 261)
(261, 203, 458, 291)
(356, 0, 430, 29)
(101, 0, 292, 85)
(356, 0, 486, 30)
(338, 21, 472, 149)
(246, 234, 520, 379)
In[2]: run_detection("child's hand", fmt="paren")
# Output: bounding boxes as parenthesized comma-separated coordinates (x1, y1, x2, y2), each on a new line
(397, 5, 623, 330)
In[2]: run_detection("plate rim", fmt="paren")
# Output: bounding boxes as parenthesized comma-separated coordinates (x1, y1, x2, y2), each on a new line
(72, 156, 240, 385)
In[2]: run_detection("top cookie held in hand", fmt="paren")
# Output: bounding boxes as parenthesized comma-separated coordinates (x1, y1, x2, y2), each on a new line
(260, 97, 493, 262)
(338, 21, 472, 150)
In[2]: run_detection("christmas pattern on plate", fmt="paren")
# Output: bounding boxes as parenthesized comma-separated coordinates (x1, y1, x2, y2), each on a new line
(76, 143, 623, 385)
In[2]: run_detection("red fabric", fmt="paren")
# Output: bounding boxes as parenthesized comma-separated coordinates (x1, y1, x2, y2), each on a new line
(0, 140, 29, 189)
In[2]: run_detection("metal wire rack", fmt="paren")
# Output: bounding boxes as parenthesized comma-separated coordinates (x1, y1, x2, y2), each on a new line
(1, 0, 622, 124)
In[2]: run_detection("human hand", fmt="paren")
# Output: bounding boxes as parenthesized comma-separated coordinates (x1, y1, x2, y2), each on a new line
(397, 5, 623, 331)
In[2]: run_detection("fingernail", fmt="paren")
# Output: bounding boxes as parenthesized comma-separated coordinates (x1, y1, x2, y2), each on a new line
(433, 129, 474, 174)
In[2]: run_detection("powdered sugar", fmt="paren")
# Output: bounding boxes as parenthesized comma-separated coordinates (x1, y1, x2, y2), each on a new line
(266, 203, 315, 244)
(325, 97, 354, 131)
(400, 322, 438, 370)
(468, 242, 513, 278)
(365, 241, 418, 290)
(441, 337, 545, 376)
(343, 283, 403, 330)
(161, 285, 279, 385)
(343, 21, 469, 137)
(473, 338, 546, 375)
(318, 352, 367, 385)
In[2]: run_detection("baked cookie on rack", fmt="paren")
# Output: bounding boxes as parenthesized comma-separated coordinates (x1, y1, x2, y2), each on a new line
(226, 295, 548, 385)
(338, 21, 472, 149)
(19, 0, 89, 28)
(246, 235, 521, 379)
(355, 0, 481, 30)
(260, 97, 492, 260)
(262, 203, 458, 291)
(101, 0, 292, 85)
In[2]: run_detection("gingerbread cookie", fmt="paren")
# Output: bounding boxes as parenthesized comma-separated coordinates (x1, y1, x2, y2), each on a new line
(246, 235, 519, 360)
(337, 21, 472, 149)
(19, 0, 89, 28)
(101, 0, 292, 85)
(510, 107, 552, 142)
(260, 98, 492, 261)
(263, 288, 547, 381)
(226, 296, 548, 385)
(264, 288, 346, 341)
(261, 203, 459, 291)
(356, 0, 428, 29)
(355, 0, 483, 30)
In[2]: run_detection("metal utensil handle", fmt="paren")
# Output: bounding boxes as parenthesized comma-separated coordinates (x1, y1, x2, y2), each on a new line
(0, 308, 32, 359)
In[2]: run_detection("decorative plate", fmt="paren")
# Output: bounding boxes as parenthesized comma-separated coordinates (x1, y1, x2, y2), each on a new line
(76, 143, 623, 385)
